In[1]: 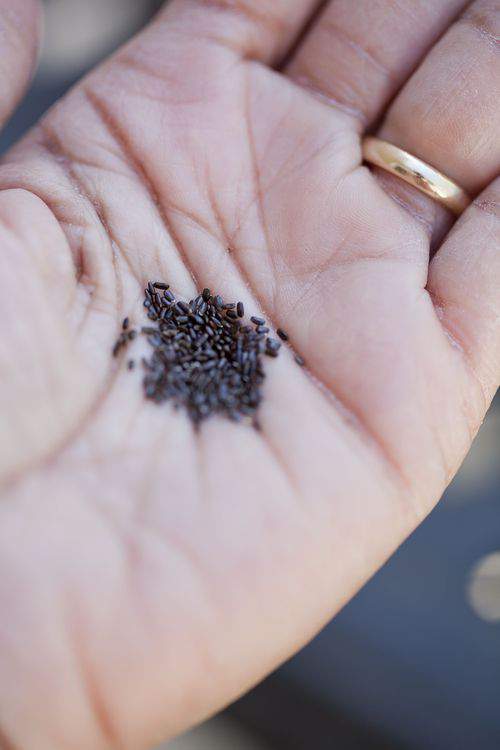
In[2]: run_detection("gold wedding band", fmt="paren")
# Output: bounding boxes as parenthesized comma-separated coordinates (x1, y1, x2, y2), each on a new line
(362, 136, 471, 216)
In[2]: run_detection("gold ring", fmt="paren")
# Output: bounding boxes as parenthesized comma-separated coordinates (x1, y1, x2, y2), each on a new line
(362, 136, 471, 216)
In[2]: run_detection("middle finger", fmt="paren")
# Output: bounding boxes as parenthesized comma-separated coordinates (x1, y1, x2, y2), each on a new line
(286, 0, 469, 128)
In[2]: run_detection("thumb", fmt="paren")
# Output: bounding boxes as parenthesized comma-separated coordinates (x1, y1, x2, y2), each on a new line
(0, 0, 42, 131)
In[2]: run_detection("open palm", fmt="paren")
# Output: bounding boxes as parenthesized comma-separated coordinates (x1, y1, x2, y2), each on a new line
(0, 1, 499, 748)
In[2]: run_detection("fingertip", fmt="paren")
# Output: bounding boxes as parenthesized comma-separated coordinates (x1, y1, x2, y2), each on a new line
(0, 0, 43, 128)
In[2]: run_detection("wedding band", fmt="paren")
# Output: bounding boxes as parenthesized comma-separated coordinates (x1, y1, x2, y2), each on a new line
(362, 136, 471, 216)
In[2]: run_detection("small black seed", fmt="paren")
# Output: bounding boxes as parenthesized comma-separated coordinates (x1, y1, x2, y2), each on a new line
(277, 328, 289, 341)
(266, 338, 281, 351)
(122, 317, 129, 330)
(294, 354, 305, 366)
(251, 316, 265, 326)
(127, 360, 135, 370)
(153, 282, 169, 290)
(123, 283, 280, 427)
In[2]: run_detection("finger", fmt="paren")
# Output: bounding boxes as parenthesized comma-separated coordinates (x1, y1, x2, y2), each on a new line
(374, 0, 500, 232)
(427, 178, 500, 403)
(286, 0, 468, 127)
(0, 0, 42, 130)
(161, 0, 323, 64)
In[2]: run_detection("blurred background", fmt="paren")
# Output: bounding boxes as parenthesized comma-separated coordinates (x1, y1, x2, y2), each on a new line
(2, 2, 499, 748)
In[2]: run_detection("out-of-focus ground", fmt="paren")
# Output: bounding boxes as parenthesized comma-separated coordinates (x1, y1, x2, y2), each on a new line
(160, 717, 271, 750)
(2, 2, 499, 748)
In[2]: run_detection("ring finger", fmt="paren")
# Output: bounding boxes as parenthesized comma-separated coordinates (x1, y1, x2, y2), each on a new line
(375, 0, 500, 219)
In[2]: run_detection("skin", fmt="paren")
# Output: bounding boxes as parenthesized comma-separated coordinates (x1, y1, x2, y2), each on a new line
(0, 0, 498, 747)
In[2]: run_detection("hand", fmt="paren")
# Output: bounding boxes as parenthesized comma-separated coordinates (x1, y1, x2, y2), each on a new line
(0, 1, 498, 747)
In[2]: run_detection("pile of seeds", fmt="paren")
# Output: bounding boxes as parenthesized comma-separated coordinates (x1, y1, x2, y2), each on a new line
(113, 282, 304, 428)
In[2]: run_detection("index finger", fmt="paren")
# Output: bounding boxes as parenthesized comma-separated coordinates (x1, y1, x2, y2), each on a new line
(161, 0, 323, 64)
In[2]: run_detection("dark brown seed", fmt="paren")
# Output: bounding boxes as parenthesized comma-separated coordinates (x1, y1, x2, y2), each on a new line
(124, 283, 280, 426)
(266, 338, 281, 351)
(128, 330, 137, 340)
(251, 316, 265, 326)
(122, 317, 129, 330)
(294, 354, 305, 366)
(153, 282, 169, 290)
(127, 360, 135, 370)
(277, 328, 289, 341)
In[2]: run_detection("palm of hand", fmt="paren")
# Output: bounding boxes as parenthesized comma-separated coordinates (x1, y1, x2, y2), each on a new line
(0, 2, 498, 748)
